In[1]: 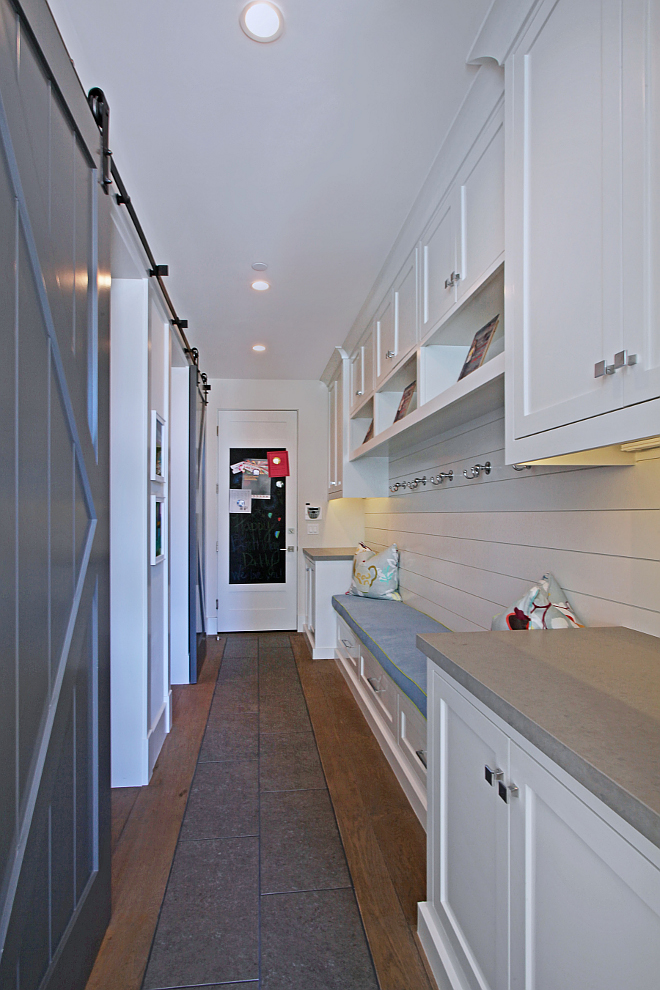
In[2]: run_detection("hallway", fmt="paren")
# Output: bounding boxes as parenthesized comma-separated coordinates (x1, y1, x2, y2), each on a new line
(98, 634, 434, 990)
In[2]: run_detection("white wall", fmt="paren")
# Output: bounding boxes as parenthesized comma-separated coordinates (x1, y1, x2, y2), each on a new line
(170, 365, 190, 683)
(365, 408, 660, 638)
(109, 277, 149, 786)
(205, 379, 365, 632)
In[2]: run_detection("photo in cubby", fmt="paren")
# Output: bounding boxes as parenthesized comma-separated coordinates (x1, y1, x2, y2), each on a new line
(458, 315, 500, 380)
(393, 380, 417, 423)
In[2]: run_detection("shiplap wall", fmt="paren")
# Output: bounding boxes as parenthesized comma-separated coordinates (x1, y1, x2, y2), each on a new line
(364, 409, 660, 637)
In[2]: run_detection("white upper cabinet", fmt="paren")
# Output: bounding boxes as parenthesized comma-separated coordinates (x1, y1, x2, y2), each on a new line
(376, 293, 396, 386)
(456, 113, 505, 304)
(349, 347, 364, 414)
(506, 0, 660, 459)
(394, 248, 419, 359)
(621, 0, 660, 408)
(422, 106, 504, 341)
(421, 195, 458, 339)
(362, 321, 375, 398)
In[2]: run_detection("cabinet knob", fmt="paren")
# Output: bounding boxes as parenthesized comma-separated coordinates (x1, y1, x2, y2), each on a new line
(444, 272, 462, 289)
(498, 781, 519, 802)
(386, 350, 395, 359)
(613, 350, 638, 369)
(485, 765, 504, 786)
(356, 390, 363, 396)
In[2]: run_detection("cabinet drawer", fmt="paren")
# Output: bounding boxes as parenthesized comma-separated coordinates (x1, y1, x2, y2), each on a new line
(398, 695, 427, 784)
(360, 648, 396, 727)
(336, 617, 359, 668)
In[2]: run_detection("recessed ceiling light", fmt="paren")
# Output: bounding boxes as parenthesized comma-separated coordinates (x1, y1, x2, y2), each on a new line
(251, 280, 270, 291)
(251, 262, 268, 271)
(240, 2, 283, 43)
(252, 344, 266, 352)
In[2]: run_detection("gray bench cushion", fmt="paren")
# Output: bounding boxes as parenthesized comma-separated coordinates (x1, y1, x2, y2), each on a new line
(332, 595, 451, 718)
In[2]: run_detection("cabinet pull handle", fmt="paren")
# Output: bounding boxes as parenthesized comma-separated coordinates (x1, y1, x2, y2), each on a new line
(444, 271, 462, 289)
(341, 638, 352, 648)
(416, 749, 428, 768)
(386, 350, 395, 359)
(485, 765, 504, 786)
(498, 781, 519, 803)
(367, 676, 385, 694)
(613, 350, 638, 369)
(594, 360, 616, 378)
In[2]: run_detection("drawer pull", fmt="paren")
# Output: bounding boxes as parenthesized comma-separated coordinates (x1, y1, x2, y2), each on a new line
(367, 676, 385, 694)
(485, 765, 504, 786)
(416, 749, 427, 769)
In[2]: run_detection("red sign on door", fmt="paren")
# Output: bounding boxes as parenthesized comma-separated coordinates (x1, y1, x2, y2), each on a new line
(267, 450, 289, 477)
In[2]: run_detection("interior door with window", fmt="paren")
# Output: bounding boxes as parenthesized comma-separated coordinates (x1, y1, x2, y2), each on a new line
(217, 410, 297, 631)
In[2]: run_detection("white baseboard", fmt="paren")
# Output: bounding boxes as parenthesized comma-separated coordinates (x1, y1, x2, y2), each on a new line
(303, 625, 336, 660)
(417, 902, 470, 990)
(147, 699, 170, 778)
(335, 651, 426, 827)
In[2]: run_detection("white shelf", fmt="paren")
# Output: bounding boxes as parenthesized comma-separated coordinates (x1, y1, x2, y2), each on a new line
(349, 351, 505, 460)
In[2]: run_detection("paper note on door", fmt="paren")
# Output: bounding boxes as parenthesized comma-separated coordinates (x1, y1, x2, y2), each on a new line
(230, 490, 252, 513)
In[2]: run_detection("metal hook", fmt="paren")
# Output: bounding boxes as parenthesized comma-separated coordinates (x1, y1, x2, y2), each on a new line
(463, 461, 491, 480)
(430, 470, 454, 485)
(407, 476, 427, 490)
(512, 464, 531, 472)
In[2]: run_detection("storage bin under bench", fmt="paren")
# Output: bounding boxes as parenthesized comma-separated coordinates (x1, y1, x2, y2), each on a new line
(332, 594, 450, 827)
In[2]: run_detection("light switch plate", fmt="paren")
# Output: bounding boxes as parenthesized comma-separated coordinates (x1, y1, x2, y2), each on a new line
(307, 524, 319, 535)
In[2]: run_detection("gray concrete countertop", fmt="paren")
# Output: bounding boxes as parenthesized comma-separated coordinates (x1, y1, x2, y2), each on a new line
(416, 627, 660, 850)
(302, 547, 356, 561)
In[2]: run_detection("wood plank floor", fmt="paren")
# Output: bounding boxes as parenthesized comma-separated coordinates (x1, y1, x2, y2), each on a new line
(291, 633, 438, 990)
(86, 638, 224, 990)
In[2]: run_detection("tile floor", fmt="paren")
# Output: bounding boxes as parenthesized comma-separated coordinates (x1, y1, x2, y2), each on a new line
(142, 633, 380, 990)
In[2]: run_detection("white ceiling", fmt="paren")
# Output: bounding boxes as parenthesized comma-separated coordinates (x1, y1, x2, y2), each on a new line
(48, 0, 492, 380)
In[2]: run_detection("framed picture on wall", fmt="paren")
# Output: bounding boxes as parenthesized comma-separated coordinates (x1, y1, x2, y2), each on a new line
(151, 411, 166, 481)
(151, 495, 166, 565)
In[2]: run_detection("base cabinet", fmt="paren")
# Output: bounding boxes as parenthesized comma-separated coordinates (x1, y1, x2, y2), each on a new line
(420, 666, 660, 990)
(303, 556, 353, 659)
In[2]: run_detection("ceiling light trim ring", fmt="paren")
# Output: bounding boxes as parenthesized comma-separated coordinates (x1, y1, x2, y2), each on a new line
(240, 2, 284, 43)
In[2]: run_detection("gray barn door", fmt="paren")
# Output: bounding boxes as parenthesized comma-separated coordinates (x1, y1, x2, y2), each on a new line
(0, 1, 110, 988)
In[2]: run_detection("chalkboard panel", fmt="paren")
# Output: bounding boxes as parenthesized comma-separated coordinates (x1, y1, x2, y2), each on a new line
(229, 447, 286, 584)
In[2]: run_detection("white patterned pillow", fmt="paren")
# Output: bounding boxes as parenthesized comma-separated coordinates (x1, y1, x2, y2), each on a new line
(349, 543, 402, 601)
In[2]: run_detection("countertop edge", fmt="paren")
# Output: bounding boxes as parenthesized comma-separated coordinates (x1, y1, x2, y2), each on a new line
(416, 635, 660, 852)
(302, 547, 355, 561)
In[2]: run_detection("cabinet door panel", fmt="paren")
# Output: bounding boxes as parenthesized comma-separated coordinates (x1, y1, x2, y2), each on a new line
(376, 295, 395, 385)
(509, 743, 660, 990)
(431, 672, 508, 990)
(422, 197, 456, 338)
(508, 0, 624, 439)
(362, 324, 374, 397)
(349, 347, 363, 414)
(457, 117, 504, 302)
(328, 380, 337, 491)
(622, 0, 660, 408)
(394, 249, 418, 359)
(335, 371, 343, 490)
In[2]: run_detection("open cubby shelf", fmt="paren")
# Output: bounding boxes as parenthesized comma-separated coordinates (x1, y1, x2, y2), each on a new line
(350, 264, 505, 460)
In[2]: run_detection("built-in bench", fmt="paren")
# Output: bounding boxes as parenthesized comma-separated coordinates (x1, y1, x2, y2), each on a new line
(332, 594, 450, 827)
